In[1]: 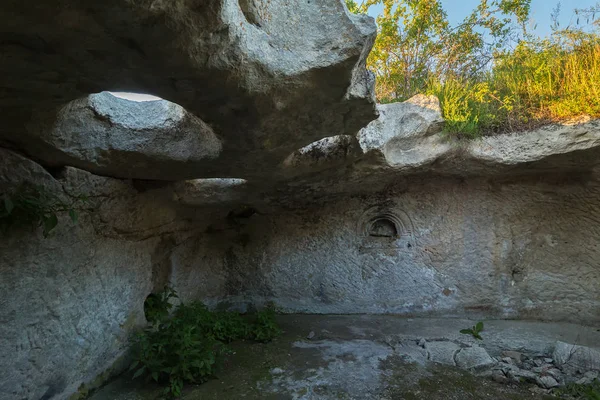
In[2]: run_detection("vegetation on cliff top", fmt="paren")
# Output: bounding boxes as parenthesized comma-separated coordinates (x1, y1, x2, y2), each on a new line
(347, 0, 600, 137)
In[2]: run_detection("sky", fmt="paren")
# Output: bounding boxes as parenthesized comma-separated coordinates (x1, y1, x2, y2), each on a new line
(112, 1, 598, 102)
(367, 0, 598, 37)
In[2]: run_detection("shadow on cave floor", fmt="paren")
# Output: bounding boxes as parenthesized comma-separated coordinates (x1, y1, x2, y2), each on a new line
(90, 315, 600, 400)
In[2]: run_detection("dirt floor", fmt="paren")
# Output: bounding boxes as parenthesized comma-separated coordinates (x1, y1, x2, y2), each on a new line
(90, 315, 600, 400)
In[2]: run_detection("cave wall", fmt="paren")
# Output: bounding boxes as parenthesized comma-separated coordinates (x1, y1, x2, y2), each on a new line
(180, 176, 600, 323)
(0, 224, 156, 400)
(0, 149, 213, 400)
(2, 145, 600, 400)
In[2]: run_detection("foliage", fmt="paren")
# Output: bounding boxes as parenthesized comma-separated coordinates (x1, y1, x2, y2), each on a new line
(0, 184, 84, 237)
(132, 287, 281, 397)
(460, 321, 484, 340)
(345, 0, 600, 136)
(555, 379, 600, 400)
(426, 77, 506, 137)
(347, 0, 530, 102)
(251, 305, 282, 342)
(144, 286, 179, 326)
(438, 32, 600, 135)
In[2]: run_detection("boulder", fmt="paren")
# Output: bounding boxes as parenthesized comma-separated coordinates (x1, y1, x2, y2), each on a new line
(425, 341, 461, 366)
(553, 341, 600, 374)
(24, 92, 222, 180)
(536, 375, 559, 389)
(455, 347, 496, 371)
(357, 95, 447, 168)
(502, 351, 523, 364)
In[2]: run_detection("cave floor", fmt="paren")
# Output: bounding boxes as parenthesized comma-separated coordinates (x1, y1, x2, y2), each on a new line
(90, 315, 600, 400)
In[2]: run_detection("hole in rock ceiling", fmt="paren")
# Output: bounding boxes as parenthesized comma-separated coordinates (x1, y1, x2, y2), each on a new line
(369, 218, 398, 238)
(108, 92, 163, 102)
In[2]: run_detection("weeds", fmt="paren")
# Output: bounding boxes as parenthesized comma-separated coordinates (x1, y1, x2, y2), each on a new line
(144, 286, 178, 326)
(460, 321, 484, 340)
(429, 33, 600, 137)
(132, 288, 281, 397)
(0, 184, 84, 237)
(555, 379, 600, 399)
(252, 306, 282, 342)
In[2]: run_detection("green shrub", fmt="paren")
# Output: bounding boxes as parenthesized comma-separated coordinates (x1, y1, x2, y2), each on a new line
(131, 288, 281, 397)
(172, 302, 252, 344)
(130, 319, 224, 397)
(251, 305, 282, 342)
(144, 286, 178, 325)
(0, 184, 84, 237)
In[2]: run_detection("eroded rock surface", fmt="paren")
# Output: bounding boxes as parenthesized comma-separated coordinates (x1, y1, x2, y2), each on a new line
(553, 341, 600, 374)
(357, 94, 447, 168)
(0, 149, 215, 399)
(25, 92, 222, 180)
(0, 0, 377, 178)
(354, 95, 600, 179)
(173, 178, 250, 206)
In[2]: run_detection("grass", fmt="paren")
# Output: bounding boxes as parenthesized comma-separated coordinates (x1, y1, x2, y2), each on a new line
(426, 32, 600, 137)
(554, 379, 600, 400)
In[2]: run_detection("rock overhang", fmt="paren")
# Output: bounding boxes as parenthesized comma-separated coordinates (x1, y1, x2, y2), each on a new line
(0, 0, 378, 180)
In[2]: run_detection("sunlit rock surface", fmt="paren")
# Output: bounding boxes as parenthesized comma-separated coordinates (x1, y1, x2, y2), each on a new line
(24, 92, 222, 180)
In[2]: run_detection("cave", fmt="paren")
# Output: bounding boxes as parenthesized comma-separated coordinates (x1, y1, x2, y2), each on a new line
(1, 1, 599, 399)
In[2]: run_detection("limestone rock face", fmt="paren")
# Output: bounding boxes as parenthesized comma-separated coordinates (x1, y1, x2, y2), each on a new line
(173, 178, 249, 206)
(553, 341, 600, 374)
(25, 92, 222, 180)
(354, 95, 600, 178)
(3, 1, 600, 398)
(184, 176, 600, 323)
(0, 150, 145, 399)
(0, 149, 215, 400)
(0, 0, 377, 179)
(282, 135, 362, 176)
(467, 121, 600, 172)
(455, 347, 496, 371)
(0, 148, 64, 195)
(357, 95, 447, 168)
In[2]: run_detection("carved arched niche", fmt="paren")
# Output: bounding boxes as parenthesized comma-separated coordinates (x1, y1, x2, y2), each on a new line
(358, 207, 415, 251)
(369, 218, 398, 238)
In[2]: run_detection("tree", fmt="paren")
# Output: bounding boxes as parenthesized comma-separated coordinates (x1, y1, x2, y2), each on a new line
(346, 0, 531, 102)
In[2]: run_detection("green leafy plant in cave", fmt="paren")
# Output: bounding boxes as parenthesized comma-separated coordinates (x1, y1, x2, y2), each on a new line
(131, 287, 281, 397)
(144, 286, 179, 325)
(460, 321, 484, 340)
(251, 303, 282, 342)
(0, 184, 84, 237)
